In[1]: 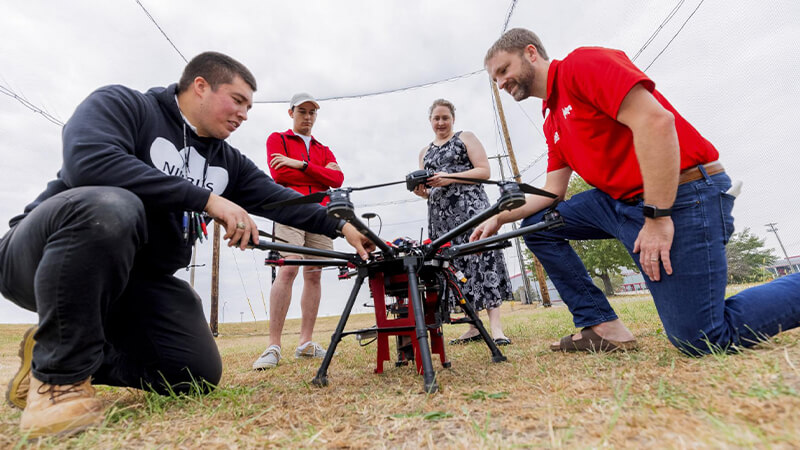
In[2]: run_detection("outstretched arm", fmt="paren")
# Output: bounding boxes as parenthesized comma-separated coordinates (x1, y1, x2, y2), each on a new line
(470, 167, 571, 241)
(617, 84, 679, 281)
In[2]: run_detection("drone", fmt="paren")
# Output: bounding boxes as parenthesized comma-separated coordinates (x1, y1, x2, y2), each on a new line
(254, 169, 564, 393)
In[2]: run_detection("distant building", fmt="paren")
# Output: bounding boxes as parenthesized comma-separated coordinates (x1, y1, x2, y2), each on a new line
(766, 255, 800, 277)
(619, 269, 647, 293)
(509, 270, 562, 302)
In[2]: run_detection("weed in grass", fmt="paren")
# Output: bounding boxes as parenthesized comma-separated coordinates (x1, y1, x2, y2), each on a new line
(463, 390, 509, 401)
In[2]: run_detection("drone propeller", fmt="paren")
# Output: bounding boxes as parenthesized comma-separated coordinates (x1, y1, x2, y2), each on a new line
(258, 229, 289, 243)
(260, 180, 407, 210)
(349, 180, 406, 191)
(440, 175, 558, 199)
(260, 191, 330, 210)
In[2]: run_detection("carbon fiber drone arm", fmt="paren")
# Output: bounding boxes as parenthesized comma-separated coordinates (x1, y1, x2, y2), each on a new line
(251, 239, 361, 265)
(443, 210, 564, 258)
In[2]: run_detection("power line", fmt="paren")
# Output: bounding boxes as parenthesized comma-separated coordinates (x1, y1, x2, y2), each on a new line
(644, 0, 706, 71)
(0, 83, 64, 126)
(254, 69, 484, 104)
(501, 0, 519, 33)
(631, 0, 686, 62)
(134, 0, 188, 63)
(355, 197, 425, 208)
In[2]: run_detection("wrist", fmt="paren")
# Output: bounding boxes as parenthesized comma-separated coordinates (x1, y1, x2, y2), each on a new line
(642, 203, 672, 219)
(300, 161, 309, 171)
(335, 219, 347, 237)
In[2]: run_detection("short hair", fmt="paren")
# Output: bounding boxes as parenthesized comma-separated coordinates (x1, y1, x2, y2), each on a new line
(177, 51, 257, 93)
(428, 98, 456, 119)
(484, 28, 549, 65)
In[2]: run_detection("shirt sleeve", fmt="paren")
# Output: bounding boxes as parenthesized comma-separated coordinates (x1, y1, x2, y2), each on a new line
(266, 132, 295, 185)
(562, 47, 655, 120)
(304, 145, 344, 188)
(60, 85, 210, 212)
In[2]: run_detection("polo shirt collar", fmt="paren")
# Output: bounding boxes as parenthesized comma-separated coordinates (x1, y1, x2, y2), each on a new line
(542, 58, 562, 117)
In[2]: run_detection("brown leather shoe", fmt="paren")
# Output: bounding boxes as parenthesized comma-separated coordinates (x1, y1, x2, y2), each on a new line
(19, 376, 105, 438)
(5, 326, 36, 409)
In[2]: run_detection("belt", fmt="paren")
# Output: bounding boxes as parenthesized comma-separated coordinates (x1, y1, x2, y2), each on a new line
(621, 161, 725, 204)
(678, 160, 724, 184)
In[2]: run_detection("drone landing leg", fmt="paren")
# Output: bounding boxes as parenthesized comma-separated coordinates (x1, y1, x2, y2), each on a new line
(312, 268, 367, 388)
(405, 259, 438, 394)
(459, 297, 507, 363)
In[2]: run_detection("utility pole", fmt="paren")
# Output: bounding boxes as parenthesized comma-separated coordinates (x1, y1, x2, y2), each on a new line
(490, 79, 552, 307)
(765, 222, 794, 274)
(489, 154, 537, 304)
(210, 221, 221, 336)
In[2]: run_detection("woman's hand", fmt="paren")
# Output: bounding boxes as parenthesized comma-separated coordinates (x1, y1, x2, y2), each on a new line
(413, 184, 429, 198)
(427, 172, 455, 188)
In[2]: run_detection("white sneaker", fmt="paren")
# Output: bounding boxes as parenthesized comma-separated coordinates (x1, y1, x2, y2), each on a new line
(252, 345, 281, 370)
(294, 342, 327, 359)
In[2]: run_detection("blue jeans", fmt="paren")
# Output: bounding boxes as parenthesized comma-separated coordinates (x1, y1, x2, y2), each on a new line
(522, 170, 800, 355)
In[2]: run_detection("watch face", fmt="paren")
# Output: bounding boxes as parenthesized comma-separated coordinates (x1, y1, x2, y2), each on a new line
(643, 204, 671, 218)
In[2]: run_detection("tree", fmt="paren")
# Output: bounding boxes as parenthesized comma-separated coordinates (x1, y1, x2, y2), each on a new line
(565, 176, 637, 295)
(726, 227, 777, 283)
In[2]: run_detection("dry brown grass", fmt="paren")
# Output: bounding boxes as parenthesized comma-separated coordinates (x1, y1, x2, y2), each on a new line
(2, 290, 799, 448)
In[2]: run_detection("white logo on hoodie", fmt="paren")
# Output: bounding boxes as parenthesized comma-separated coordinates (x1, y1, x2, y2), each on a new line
(149, 137, 228, 194)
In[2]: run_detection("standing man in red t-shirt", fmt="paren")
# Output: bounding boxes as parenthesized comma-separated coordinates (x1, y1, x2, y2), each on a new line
(253, 93, 344, 370)
(472, 28, 800, 355)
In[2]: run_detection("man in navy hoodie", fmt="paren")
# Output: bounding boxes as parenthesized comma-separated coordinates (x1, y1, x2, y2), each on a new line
(0, 51, 372, 437)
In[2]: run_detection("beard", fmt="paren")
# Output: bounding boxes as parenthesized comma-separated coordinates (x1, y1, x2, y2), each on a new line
(509, 58, 536, 101)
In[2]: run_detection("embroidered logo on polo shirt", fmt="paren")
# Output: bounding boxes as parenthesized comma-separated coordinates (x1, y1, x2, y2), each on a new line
(562, 105, 572, 118)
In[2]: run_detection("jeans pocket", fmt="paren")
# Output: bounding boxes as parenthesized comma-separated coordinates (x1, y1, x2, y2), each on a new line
(719, 192, 736, 244)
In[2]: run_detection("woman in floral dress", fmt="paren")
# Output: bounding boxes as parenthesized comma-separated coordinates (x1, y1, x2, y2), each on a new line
(413, 99, 513, 345)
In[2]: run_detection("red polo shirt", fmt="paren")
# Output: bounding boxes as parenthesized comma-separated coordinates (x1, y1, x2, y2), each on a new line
(266, 129, 344, 205)
(543, 47, 719, 200)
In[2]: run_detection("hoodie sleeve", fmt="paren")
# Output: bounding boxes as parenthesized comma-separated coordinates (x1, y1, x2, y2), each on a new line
(230, 152, 339, 237)
(60, 85, 210, 212)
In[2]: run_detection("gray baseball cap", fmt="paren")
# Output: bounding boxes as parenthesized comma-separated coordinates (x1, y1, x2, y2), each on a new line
(289, 92, 320, 109)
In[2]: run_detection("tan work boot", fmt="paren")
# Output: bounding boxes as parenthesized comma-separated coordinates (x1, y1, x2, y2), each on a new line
(19, 376, 105, 438)
(6, 326, 36, 409)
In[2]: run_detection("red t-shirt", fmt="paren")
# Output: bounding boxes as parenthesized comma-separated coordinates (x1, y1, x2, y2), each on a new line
(543, 47, 719, 200)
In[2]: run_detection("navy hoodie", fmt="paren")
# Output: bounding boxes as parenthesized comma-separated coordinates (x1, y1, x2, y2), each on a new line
(10, 84, 339, 273)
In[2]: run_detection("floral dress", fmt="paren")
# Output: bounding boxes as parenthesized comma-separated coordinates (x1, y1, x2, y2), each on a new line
(423, 131, 513, 311)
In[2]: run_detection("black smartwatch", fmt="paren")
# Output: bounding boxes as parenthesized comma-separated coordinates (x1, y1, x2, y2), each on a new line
(643, 204, 673, 218)
(300, 161, 309, 172)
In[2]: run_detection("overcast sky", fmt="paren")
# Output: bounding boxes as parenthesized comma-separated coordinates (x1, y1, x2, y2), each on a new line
(2, 0, 799, 324)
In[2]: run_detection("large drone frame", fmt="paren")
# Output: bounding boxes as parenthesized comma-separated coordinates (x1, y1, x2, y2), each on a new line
(253, 180, 564, 393)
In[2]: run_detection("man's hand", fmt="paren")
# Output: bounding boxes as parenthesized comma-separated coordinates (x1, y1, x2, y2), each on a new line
(204, 193, 259, 250)
(412, 184, 429, 199)
(633, 217, 674, 281)
(270, 154, 304, 170)
(325, 162, 341, 171)
(469, 217, 501, 242)
(342, 223, 375, 260)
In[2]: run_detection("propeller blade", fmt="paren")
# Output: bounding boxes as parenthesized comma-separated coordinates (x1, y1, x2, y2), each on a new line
(518, 183, 558, 199)
(258, 229, 288, 243)
(440, 175, 558, 199)
(259, 191, 329, 210)
(350, 180, 406, 191)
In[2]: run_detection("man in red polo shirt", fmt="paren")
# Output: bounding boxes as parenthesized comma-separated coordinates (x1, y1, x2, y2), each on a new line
(253, 93, 344, 369)
(473, 28, 800, 355)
